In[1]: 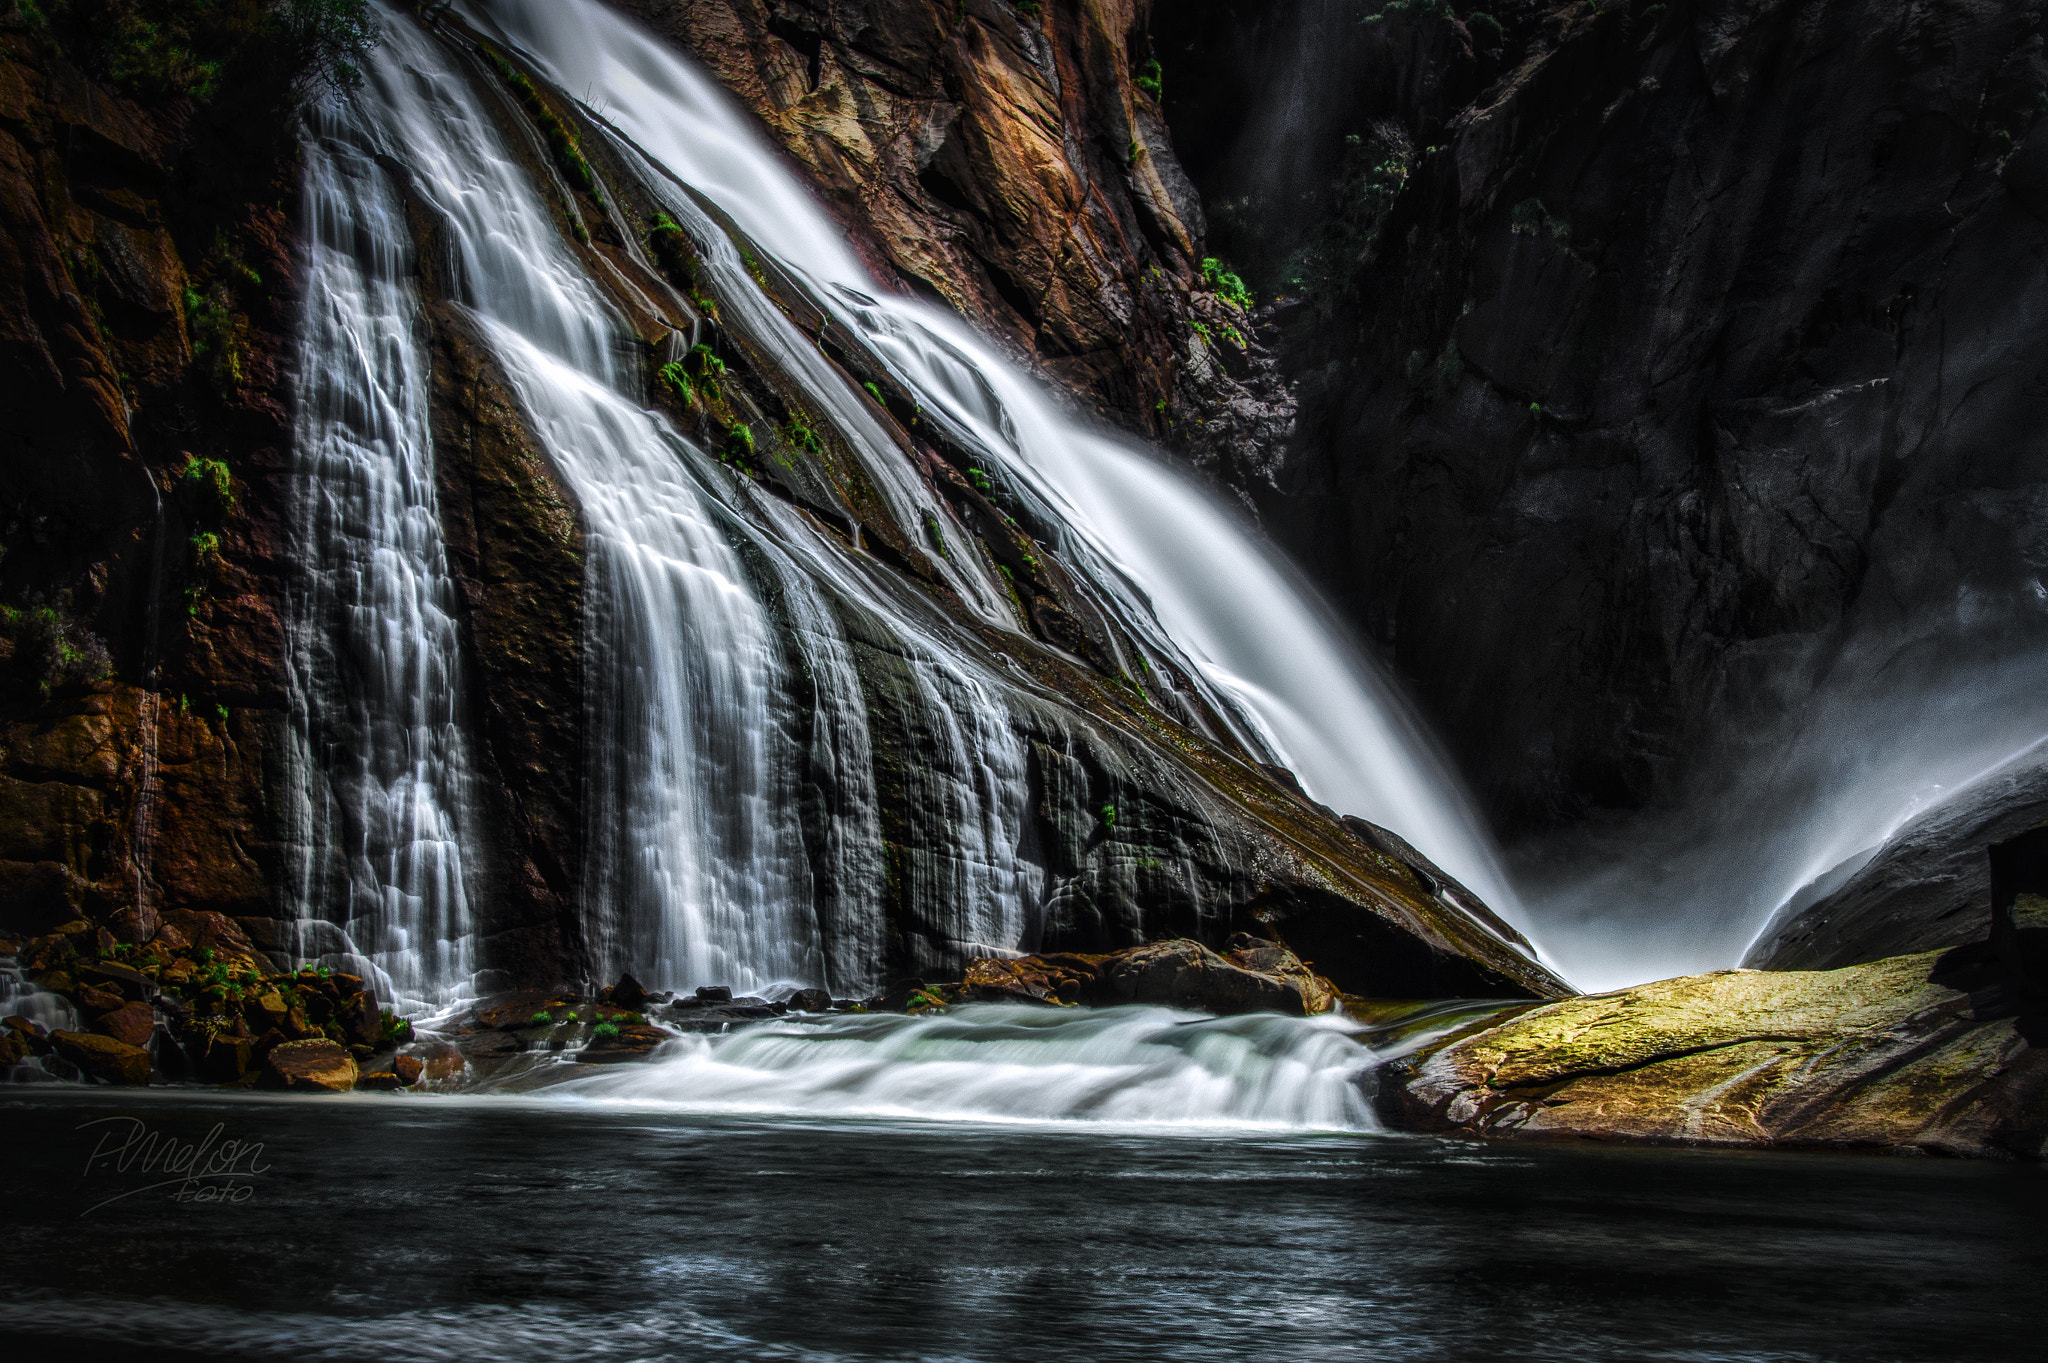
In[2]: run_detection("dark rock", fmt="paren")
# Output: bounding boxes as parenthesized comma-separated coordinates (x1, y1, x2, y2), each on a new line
(356, 1071, 407, 1091)
(610, 972, 649, 1012)
(75, 983, 125, 1014)
(576, 1023, 671, 1064)
(263, 1039, 358, 1092)
(695, 986, 732, 1004)
(190, 1031, 253, 1083)
(338, 989, 381, 1049)
(963, 938, 1339, 1016)
(787, 988, 832, 1013)
(1749, 759, 2048, 970)
(392, 1054, 423, 1086)
(50, 1030, 151, 1085)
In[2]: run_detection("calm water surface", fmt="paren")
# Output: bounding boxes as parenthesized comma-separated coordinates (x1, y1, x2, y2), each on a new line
(0, 1088, 2039, 1362)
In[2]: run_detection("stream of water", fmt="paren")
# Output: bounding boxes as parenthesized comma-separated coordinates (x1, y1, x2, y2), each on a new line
(1, 1088, 2039, 1363)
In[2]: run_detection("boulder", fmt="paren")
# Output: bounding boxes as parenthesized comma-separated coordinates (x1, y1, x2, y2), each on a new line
(1377, 950, 2048, 1159)
(391, 1053, 423, 1085)
(576, 1023, 671, 1064)
(609, 972, 649, 1012)
(786, 988, 832, 1013)
(338, 989, 381, 1049)
(49, 1030, 151, 1085)
(153, 910, 260, 962)
(76, 983, 125, 1014)
(263, 1038, 358, 1092)
(93, 1001, 155, 1049)
(189, 1030, 253, 1082)
(694, 985, 732, 1003)
(355, 1072, 407, 1091)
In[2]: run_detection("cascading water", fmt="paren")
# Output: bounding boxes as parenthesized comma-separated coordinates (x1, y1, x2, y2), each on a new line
(555, 1004, 1382, 1130)
(337, 15, 828, 996)
(461, 0, 1528, 933)
(286, 93, 481, 1013)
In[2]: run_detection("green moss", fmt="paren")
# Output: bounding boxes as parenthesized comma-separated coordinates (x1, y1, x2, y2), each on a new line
(1200, 257, 1253, 310)
(1135, 57, 1162, 102)
(779, 409, 824, 455)
(487, 48, 604, 210)
(591, 1021, 620, 1041)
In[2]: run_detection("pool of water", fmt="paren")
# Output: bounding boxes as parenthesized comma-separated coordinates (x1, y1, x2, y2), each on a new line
(0, 1088, 2040, 1362)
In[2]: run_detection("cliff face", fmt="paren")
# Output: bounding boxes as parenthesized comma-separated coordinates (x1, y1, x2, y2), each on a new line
(605, 0, 1294, 489)
(1150, 0, 2048, 854)
(0, 22, 303, 946)
(0, 4, 1564, 1007)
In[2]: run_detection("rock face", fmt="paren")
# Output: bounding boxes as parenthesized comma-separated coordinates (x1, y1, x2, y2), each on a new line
(962, 935, 1339, 1015)
(1749, 767, 2048, 970)
(1377, 950, 2048, 1159)
(1154, 0, 2048, 851)
(607, 0, 1289, 473)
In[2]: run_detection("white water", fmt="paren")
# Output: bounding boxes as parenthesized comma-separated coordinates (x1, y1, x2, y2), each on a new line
(463, 0, 1529, 932)
(341, 16, 828, 996)
(562, 1004, 1379, 1130)
(286, 97, 480, 1012)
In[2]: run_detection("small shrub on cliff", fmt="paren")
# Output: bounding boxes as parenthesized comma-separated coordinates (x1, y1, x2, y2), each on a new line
(723, 422, 756, 469)
(0, 601, 113, 697)
(487, 48, 604, 208)
(591, 1021, 620, 1041)
(1135, 58, 1162, 102)
(1200, 257, 1254, 311)
(11, 0, 377, 103)
(1100, 803, 1117, 830)
(657, 361, 697, 408)
(780, 410, 823, 455)
(379, 1008, 413, 1046)
(1467, 12, 1504, 50)
(528, 1010, 553, 1026)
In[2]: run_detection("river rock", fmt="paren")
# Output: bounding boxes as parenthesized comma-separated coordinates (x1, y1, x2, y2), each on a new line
(576, 1023, 671, 1064)
(1377, 951, 2048, 1159)
(50, 1030, 151, 1085)
(786, 988, 832, 1013)
(93, 1000, 155, 1050)
(263, 1038, 358, 1092)
(392, 1053, 423, 1085)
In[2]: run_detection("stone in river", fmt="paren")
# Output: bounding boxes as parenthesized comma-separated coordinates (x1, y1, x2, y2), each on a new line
(695, 985, 732, 1003)
(263, 1039, 359, 1092)
(787, 988, 832, 1013)
(50, 1030, 152, 1085)
(94, 1001, 156, 1050)
(391, 1054, 423, 1085)
(610, 972, 650, 1011)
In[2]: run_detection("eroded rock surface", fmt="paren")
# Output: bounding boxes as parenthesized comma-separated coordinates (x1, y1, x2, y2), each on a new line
(1377, 951, 2048, 1159)
(962, 934, 1338, 1015)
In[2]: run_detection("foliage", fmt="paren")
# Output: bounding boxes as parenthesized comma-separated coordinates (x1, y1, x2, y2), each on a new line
(965, 467, 993, 493)
(906, 986, 948, 1012)
(780, 409, 823, 455)
(1135, 57, 1162, 102)
(10, 0, 377, 103)
(488, 48, 604, 209)
(1468, 11, 1504, 49)
(528, 1010, 553, 1026)
(591, 1021, 621, 1041)
(180, 453, 236, 511)
(657, 360, 696, 408)
(863, 381, 884, 404)
(1100, 802, 1117, 830)
(684, 342, 725, 400)
(723, 421, 756, 471)
(379, 1008, 413, 1046)
(0, 600, 113, 696)
(1200, 257, 1253, 310)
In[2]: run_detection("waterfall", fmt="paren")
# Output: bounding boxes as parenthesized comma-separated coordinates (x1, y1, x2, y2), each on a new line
(462, 0, 1528, 930)
(286, 93, 480, 1013)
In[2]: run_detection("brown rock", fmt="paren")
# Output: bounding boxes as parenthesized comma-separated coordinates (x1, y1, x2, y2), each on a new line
(787, 988, 833, 1013)
(155, 910, 261, 962)
(576, 1023, 671, 1064)
(94, 1001, 156, 1049)
(337, 989, 380, 1049)
(356, 1072, 407, 1091)
(76, 983, 125, 1013)
(190, 1030, 253, 1082)
(50, 1030, 151, 1085)
(1096, 940, 1313, 1016)
(263, 1039, 358, 1092)
(417, 1040, 464, 1082)
(391, 1053, 423, 1085)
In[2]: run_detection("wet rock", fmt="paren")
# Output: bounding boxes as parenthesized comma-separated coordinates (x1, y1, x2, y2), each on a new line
(50, 1030, 151, 1085)
(695, 985, 732, 1004)
(154, 911, 262, 964)
(392, 1054, 423, 1086)
(1378, 951, 2048, 1159)
(76, 960, 153, 998)
(470, 987, 582, 1032)
(787, 988, 832, 1013)
(190, 1031, 253, 1083)
(76, 983, 125, 1014)
(609, 972, 650, 1012)
(576, 1023, 671, 1064)
(337, 989, 381, 1049)
(263, 1039, 358, 1092)
(93, 1001, 155, 1050)
(963, 938, 1339, 1016)
(5, 1015, 50, 1054)
(356, 1072, 407, 1091)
